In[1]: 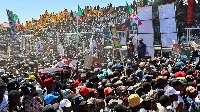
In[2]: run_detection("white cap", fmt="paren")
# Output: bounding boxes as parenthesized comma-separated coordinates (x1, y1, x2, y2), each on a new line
(60, 99, 71, 108)
(165, 87, 180, 96)
(94, 68, 100, 72)
(108, 62, 113, 66)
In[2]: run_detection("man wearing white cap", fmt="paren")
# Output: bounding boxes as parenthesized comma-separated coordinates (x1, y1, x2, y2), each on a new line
(58, 99, 72, 112)
(165, 87, 179, 111)
(107, 62, 113, 74)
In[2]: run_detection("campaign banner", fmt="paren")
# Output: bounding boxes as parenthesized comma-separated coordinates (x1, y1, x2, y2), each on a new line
(160, 18, 177, 33)
(158, 3, 175, 19)
(138, 20, 153, 33)
(137, 6, 152, 20)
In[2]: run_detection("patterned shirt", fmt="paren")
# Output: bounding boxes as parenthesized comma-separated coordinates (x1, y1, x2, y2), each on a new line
(21, 95, 43, 112)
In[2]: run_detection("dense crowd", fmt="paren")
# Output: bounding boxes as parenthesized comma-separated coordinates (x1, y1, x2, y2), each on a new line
(0, 45, 200, 112)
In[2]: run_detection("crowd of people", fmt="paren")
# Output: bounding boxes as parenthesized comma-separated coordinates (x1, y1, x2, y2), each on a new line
(0, 41, 200, 112)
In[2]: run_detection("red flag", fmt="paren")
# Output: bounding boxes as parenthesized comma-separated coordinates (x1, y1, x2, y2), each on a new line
(187, 0, 194, 24)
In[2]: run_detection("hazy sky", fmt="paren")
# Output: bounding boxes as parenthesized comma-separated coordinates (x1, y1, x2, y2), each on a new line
(0, 0, 134, 24)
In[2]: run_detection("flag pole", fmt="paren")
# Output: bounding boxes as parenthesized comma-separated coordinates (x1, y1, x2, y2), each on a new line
(76, 6, 79, 49)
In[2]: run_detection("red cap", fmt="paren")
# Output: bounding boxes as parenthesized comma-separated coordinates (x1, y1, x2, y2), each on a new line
(44, 78, 54, 86)
(80, 86, 92, 96)
(59, 58, 62, 61)
(174, 72, 186, 78)
(74, 80, 80, 88)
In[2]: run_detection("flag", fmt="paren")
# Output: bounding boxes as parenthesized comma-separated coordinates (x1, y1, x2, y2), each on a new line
(130, 13, 142, 26)
(78, 5, 82, 19)
(126, 2, 132, 16)
(187, 0, 194, 25)
(13, 14, 18, 21)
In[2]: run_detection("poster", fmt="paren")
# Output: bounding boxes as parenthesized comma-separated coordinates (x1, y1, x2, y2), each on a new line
(137, 6, 152, 20)
(138, 20, 153, 33)
(160, 18, 177, 33)
(158, 3, 175, 19)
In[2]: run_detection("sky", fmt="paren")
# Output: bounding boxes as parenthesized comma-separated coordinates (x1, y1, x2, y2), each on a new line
(0, 0, 134, 24)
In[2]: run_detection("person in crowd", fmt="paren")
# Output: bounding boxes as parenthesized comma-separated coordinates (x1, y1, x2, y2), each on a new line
(21, 83, 43, 112)
(2, 90, 22, 112)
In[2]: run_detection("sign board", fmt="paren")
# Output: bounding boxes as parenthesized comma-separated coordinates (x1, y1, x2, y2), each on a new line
(83, 55, 93, 69)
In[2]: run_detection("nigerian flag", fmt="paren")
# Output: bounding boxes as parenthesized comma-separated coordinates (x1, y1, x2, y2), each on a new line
(78, 5, 82, 19)
(126, 2, 132, 16)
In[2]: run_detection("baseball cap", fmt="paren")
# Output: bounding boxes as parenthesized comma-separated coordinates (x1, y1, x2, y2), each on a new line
(44, 94, 58, 104)
(62, 89, 75, 98)
(80, 86, 92, 97)
(60, 99, 71, 108)
(27, 75, 36, 80)
(108, 62, 113, 66)
(165, 87, 180, 96)
(44, 78, 54, 86)
(72, 95, 86, 105)
(128, 94, 143, 107)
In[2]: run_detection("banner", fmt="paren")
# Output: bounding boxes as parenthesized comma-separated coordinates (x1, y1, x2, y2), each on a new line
(158, 3, 175, 19)
(161, 33, 178, 47)
(137, 6, 152, 20)
(57, 44, 64, 56)
(36, 38, 43, 53)
(160, 18, 176, 33)
(138, 20, 153, 33)
(187, 0, 194, 24)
